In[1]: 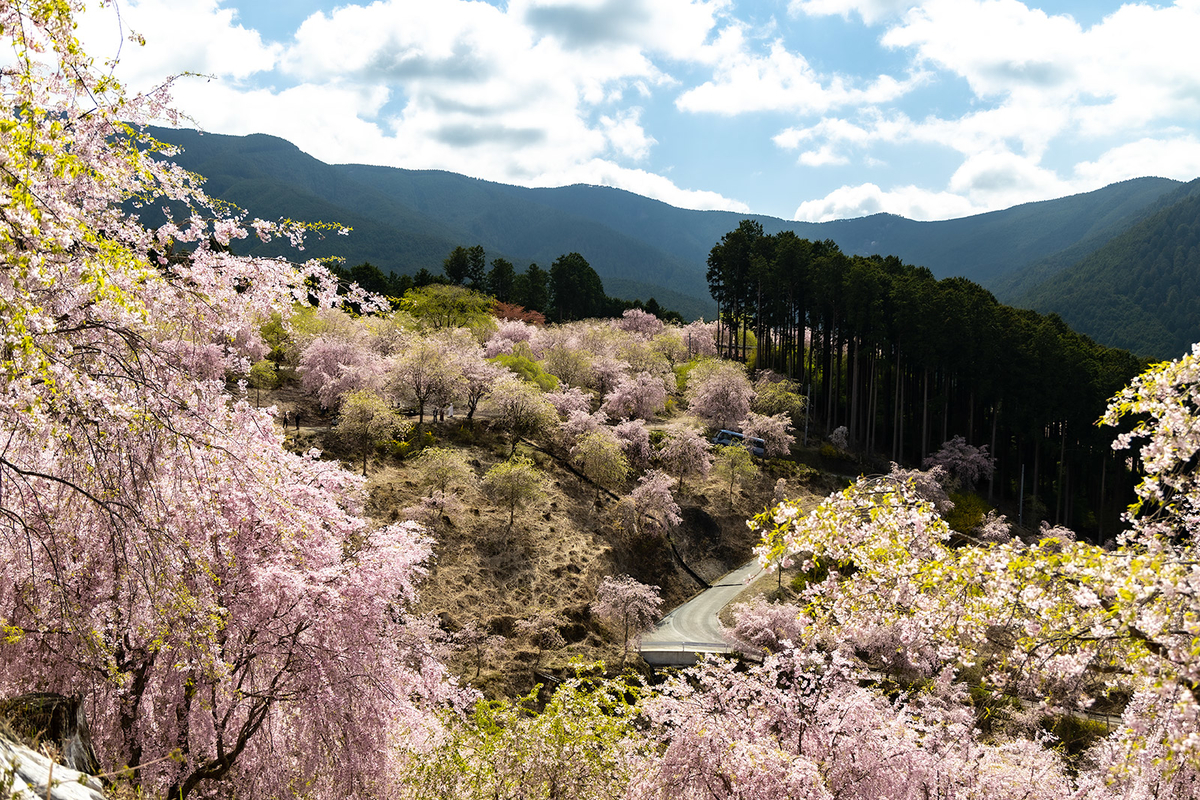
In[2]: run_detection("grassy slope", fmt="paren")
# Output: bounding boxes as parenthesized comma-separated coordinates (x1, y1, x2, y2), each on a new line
(264, 382, 823, 698)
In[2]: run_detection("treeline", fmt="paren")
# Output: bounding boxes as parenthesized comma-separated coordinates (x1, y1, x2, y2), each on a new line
(707, 220, 1147, 538)
(332, 245, 683, 323)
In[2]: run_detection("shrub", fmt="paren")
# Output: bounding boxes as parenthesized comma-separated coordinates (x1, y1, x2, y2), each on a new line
(945, 491, 991, 534)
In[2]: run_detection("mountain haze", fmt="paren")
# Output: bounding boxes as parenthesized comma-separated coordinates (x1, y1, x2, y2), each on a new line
(148, 127, 1194, 355)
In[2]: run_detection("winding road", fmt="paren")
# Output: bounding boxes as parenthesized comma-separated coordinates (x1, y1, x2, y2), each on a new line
(639, 559, 764, 666)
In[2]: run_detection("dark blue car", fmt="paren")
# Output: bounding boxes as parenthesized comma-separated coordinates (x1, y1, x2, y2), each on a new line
(711, 429, 766, 457)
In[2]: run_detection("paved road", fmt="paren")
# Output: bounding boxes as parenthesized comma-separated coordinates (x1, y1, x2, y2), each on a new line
(639, 559, 764, 665)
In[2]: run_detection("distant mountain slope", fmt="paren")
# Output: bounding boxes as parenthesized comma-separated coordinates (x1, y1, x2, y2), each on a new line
(146, 127, 1187, 335)
(337, 164, 709, 299)
(517, 178, 1183, 287)
(992, 178, 1200, 303)
(1014, 184, 1200, 359)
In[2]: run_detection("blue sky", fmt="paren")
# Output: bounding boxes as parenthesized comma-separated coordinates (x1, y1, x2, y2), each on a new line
(77, 0, 1200, 221)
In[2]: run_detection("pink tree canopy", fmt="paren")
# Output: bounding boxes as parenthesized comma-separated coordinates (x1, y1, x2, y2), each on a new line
(591, 575, 663, 662)
(684, 360, 755, 430)
(0, 7, 463, 798)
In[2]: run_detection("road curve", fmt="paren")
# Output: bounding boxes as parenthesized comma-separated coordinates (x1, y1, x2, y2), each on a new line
(639, 559, 764, 665)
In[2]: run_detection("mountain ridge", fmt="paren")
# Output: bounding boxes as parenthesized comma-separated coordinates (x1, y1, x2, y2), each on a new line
(146, 126, 1194, 354)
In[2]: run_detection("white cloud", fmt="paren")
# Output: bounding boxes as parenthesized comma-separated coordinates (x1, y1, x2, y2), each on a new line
(946, 150, 1071, 208)
(677, 38, 923, 115)
(789, 0, 914, 25)
(78, 0, 749, 212)
(1073, 137, 1200, 186)
(513, 0, 730, 64)
(798, 145, 850, 166)
(883, 0, 1200, 136)
(600, 109, 657, 160)
(794, 182, 979, 221)
(76, 0, 279, 89)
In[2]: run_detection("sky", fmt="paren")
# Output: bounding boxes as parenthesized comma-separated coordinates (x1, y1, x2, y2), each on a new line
(74, 0, 1200, 222)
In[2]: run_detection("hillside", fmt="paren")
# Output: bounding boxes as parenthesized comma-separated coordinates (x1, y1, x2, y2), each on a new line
(262, 381, 831, 699)
(146, 127, 1186, 333)
(1014, 181, 1200, 359)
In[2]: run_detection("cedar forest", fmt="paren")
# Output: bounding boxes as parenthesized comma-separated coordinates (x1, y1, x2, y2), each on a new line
(2, 3, 1200, 800)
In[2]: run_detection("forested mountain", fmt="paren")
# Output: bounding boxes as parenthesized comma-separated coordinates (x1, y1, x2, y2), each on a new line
(147, 127, 1190, 342)
(1011, 180, 1200, 358)
(705, 221, 1146, 538)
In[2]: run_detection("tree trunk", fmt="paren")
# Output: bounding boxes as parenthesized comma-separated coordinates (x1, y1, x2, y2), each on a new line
(988, 401, 999, 502)
(921, 368, 930, 462)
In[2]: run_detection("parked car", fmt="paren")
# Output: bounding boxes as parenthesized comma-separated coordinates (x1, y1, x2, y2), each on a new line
(711, 429, 766, 457)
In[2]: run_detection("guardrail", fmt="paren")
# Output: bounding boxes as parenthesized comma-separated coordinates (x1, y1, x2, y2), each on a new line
(639, 641, 738, 666)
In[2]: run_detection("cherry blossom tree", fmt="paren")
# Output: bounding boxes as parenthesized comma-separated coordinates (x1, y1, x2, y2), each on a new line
(612, 470, 682, 541)
(589, 355, 628, 397)
(974, 510, 1014, 543)
(298, 335, 386, 409)
(545, 385, 593, 418)
(739, 411, 795, 458)
(1100, 340, 1200, 543)
(0, 7, 462, 798)
(460, 354, 506, 420)
(591, 575, 663, 663)
(684, 360, 755, 430)
(601, 372, 669, 421)
(680, 320, 718, 359)
(828, 425, 849, 450)
(613, 419, 653, 471)
(628, 651, 1075, 800)
(923, 435, 996, 490)
(615, 309, 664, 338)
(657, 424, 714, 494)
(387, 331, 468, 425)
(559, 408, 609, 449)
(723, 597, 809, 656)
(485, 319, 536, 358)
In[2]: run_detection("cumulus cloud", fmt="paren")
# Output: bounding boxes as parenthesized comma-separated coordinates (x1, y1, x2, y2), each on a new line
(516, 0, 728, 63)
(1074, 137, 1200, 186)
(77, 0, 754, 212)
(677, 36, 924, 115)
(789, 0, 914, 25)
(75, 0, 279, 88)
(884, 0, 1200, 135)
(774, 2, 1200, 218)
(794, 182, 980, 221)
